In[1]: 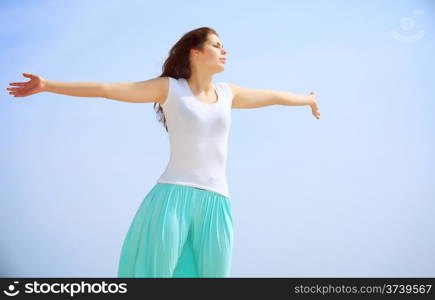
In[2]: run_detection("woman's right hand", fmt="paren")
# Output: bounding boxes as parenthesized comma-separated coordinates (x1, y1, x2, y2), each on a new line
(7, 73, 46, 97)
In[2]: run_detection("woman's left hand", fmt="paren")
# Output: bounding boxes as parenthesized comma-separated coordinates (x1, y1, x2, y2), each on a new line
(309, 92, 320, 120)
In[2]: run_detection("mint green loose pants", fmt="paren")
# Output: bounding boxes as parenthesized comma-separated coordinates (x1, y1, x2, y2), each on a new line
(117, 182, 234, 278)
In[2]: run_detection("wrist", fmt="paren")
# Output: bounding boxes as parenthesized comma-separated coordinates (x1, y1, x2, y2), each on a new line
(308, 93, 316, 106)
(306, 94, 313, 106)
(41, 78, 49, 92)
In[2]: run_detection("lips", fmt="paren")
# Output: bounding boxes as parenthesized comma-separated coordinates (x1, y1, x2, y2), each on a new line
(220, 58, 226, 63)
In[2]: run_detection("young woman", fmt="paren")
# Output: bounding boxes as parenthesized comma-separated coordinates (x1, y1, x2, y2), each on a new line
(7, 26, 320, 278)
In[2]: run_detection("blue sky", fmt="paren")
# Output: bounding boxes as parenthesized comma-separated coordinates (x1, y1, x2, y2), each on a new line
(1, 0, 434, 277)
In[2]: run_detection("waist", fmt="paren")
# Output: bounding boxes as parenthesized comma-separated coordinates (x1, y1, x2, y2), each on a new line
(156, 175, 230, 199)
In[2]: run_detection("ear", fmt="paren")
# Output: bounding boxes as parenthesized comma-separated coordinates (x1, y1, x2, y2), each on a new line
(190, 47, 202, 57)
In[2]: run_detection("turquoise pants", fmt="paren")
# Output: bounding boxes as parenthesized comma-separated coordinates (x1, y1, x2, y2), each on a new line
(117, 182, 234, 278)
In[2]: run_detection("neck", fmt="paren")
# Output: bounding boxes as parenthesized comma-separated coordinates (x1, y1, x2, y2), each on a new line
(187, 72, 214, 95)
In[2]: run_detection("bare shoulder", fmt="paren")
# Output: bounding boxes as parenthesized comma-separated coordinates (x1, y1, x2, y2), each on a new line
(225, 82, 240, 98)
(149, 76, 169, 105)
(103, 76, 169, 104)
(225, 82, 252, 97)
(225, 82, 278, 109)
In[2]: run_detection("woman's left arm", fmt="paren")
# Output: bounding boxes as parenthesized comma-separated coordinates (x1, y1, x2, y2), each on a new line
(227, 83, 320, 119)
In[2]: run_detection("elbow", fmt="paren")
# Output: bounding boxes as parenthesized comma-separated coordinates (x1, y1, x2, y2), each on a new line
(273, 91, 285, 106)
(100, 83, 109, 99)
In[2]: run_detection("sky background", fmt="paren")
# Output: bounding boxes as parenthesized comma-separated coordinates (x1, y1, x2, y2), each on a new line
(1, 0, 434, 277)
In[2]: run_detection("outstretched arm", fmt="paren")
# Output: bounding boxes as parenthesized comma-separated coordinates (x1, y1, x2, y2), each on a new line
(227, 82, 320, 119)
(7, 73, 167, 104)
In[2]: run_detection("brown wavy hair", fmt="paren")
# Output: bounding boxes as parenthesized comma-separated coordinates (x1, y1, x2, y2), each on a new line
(153, 27, 219, 132)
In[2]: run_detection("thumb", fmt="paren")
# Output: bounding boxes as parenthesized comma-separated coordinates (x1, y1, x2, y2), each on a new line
(23, 73, 32, 77)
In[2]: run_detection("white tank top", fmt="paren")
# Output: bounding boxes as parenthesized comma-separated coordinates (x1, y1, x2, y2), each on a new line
(156, 77, 233, 199)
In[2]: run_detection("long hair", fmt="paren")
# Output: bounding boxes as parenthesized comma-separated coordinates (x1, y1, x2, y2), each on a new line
(154, 27, 219, 132)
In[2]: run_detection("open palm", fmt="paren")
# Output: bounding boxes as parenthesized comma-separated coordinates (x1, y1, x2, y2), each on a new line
(7, 73, 45, 97)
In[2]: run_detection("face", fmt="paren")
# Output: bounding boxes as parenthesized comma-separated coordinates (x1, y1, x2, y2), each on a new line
(191, 34, 228, 72)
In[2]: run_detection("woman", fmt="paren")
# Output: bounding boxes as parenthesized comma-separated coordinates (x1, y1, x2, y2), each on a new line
(7, 27, 320, 278)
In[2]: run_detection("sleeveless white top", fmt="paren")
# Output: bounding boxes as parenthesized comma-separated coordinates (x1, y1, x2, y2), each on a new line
(156, 77, 233, 199)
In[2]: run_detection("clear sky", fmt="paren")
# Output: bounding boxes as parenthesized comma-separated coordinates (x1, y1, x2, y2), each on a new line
(1, 0, 434, 277)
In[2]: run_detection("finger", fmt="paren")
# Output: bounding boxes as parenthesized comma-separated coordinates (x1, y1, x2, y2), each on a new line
(10, 89, 24, 94)
(23, 73, 36, 80)
(9, 82, 26, 86)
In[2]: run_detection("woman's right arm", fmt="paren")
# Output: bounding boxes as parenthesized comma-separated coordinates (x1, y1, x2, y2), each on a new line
(44, 79, 106, 98)
(7, 73, 167, 104)
(102, 76, 167, 103)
